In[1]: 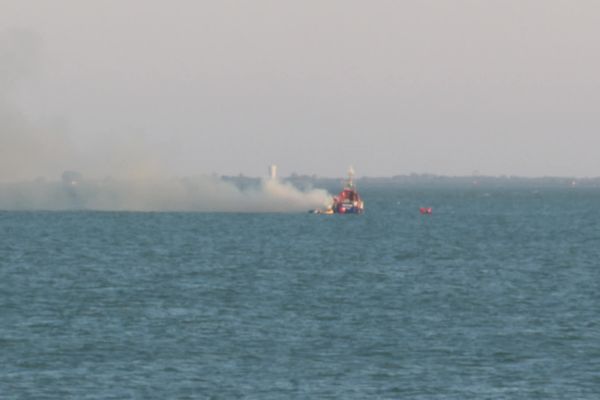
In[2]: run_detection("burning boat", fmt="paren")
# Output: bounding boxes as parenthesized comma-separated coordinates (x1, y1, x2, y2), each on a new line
(331, 167, 364, 214)
(309, 168, 364, 214)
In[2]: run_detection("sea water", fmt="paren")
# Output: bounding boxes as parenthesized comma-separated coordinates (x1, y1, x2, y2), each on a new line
(1, 187, 599, 399)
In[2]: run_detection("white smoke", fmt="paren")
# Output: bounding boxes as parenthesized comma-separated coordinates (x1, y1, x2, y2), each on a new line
(0, 175, 333, 212)
(85, 176, 333, 212)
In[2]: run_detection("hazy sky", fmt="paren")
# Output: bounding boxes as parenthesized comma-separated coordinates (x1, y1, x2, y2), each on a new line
(2, 0, 600, 181)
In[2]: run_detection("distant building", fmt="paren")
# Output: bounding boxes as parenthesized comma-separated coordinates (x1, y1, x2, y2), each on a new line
(268, 165, 277, 180)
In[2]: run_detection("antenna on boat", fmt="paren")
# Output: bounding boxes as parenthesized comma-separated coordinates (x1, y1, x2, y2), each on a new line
(347, 166, 355, 188)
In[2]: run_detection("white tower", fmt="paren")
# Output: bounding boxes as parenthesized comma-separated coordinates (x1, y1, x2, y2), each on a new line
(268, 164, 277, 180)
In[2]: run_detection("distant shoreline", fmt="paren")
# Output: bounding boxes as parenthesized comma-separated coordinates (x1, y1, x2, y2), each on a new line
(2, 173, 598, 188)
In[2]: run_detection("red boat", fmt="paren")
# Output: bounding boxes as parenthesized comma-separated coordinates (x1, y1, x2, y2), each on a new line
(332, 168, 364, 214)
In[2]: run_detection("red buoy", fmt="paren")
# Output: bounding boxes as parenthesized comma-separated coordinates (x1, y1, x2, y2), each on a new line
(419, 207, 432, 215)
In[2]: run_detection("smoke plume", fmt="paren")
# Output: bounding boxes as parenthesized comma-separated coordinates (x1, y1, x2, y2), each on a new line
(0, 29, 74, 183)
(0, 29, 332, 212)
(0, 176, 332, 212)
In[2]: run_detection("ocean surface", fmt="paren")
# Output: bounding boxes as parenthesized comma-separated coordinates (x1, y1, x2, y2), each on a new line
(1, 186, 599, 399)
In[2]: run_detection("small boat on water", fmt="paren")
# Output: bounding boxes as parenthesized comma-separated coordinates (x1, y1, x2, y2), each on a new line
(332, 167, 364, 214)
(311, 207, 334, 215)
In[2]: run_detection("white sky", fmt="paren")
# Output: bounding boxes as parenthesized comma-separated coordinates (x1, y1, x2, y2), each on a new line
(2, 0, 600, 180)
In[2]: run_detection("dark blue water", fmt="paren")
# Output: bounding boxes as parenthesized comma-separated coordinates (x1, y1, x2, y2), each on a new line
(2, 187, 600, 399)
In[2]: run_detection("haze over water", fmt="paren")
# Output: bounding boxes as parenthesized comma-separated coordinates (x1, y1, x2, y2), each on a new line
(3, 1, 600, 398)
(2, 186, 599, 398)
(2, 1, 600, 180)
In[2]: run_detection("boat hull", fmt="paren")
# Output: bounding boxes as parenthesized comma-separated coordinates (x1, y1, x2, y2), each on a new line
(334, 201, 364, 214)
(335, 206, 363, 214)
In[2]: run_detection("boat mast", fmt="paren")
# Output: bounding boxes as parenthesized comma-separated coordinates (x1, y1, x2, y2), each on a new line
(347, 166, 355, 188)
